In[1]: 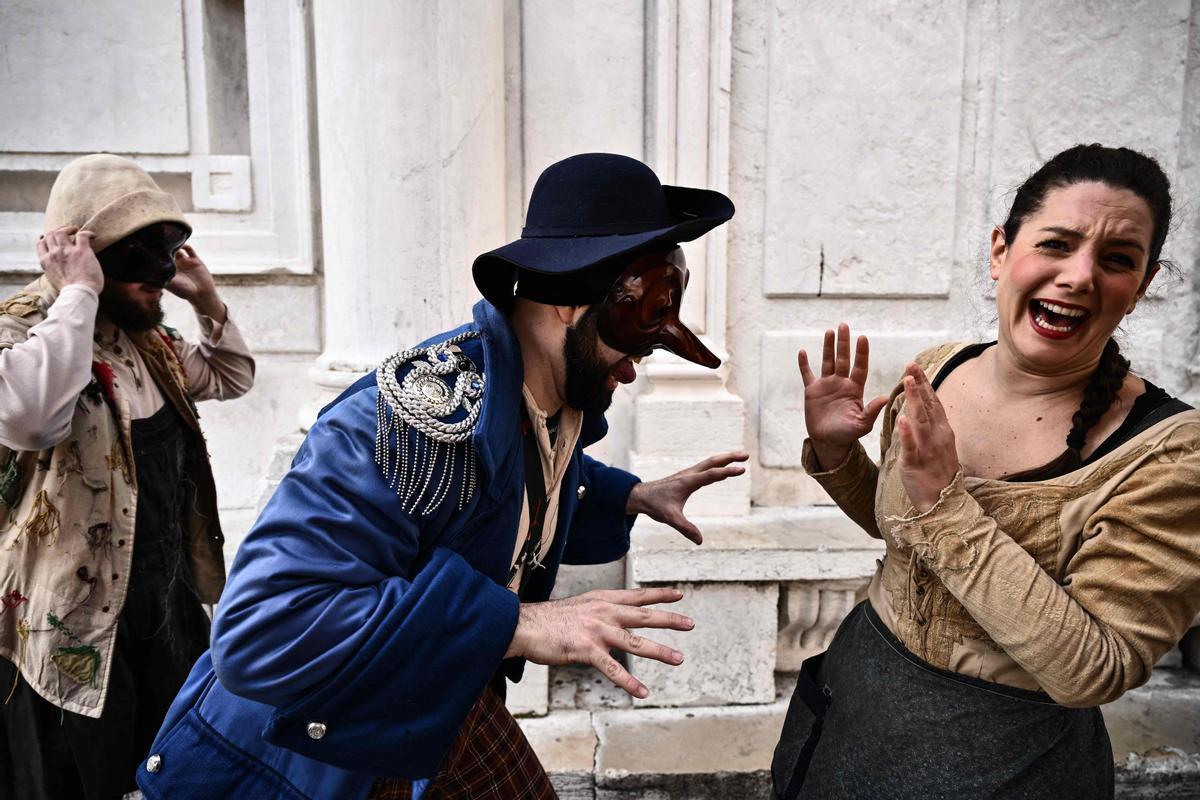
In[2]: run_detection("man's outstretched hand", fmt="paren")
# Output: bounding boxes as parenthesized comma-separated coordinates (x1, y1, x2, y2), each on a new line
(625, 451, 748, 544)
(505, 587, 693, 699)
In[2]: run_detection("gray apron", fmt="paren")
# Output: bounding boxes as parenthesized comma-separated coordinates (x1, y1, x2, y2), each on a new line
(772, 601, 1113, 800)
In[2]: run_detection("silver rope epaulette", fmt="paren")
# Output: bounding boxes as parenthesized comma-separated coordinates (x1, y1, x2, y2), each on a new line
(374, 330, 484, 514)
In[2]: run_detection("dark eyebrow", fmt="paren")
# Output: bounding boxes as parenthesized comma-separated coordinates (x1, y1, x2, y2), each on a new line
(1038, 226, 1082, 238)
(1106, 237, 1145, 253)
(1038, 226, 1145, 253)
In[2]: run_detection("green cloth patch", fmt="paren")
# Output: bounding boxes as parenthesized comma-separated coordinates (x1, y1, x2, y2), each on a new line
(51, 646, 100, 687)
(45, 612, 100, 686)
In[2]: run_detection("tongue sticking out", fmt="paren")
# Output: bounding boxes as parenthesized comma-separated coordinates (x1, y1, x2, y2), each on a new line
(610, 360, 637, 385)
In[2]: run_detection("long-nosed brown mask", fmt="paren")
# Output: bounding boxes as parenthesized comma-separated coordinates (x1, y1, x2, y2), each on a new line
(595, 248, 720, 368)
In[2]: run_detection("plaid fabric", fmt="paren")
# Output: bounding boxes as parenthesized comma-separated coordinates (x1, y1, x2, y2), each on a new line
(369, 687, 557, 800)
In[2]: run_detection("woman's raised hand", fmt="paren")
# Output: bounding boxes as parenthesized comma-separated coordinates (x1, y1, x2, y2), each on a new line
(895, 363, 961, 513)
(797, 324, 889, 470)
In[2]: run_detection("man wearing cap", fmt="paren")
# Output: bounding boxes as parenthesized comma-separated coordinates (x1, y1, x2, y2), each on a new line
(137, 153, 742, 800)
(0, 154, 255, 798)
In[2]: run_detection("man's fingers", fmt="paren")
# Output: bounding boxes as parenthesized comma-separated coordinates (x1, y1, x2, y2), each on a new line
(593, 650, 648, 699)
(684, 450, 749, 474)
(36, 237, 48, 258)
(850, 335, 871, 386)
(797, 350, 816, 386)
(668, 514, 703, 545)
(835, 323, 851, 377)
(688, 463, 746, 490)
(605, 626, 684, 666)
(611, 603, 695, 631)
(74, 230, 95, 249)
(586, 586, 686, 608)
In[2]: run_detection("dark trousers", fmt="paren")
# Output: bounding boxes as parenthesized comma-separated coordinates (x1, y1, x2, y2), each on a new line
(0, 598, 208, 800)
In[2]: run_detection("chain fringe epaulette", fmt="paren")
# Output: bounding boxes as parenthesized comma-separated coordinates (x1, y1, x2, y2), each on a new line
(375, 330, 484, 514)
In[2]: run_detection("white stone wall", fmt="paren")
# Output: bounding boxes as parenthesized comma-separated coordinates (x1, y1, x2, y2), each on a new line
(4, 0, 1200, 784)
(0, 0, 321, 540)
(735, 0, 1200, 507)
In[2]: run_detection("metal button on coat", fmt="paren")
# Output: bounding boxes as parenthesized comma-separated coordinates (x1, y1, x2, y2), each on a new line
(146, 754, 163, 773)
(307, 722, 327, 740)
(576, 485, 587, 500)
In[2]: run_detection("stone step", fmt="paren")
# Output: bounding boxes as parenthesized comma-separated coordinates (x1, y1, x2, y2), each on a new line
(262, 432, 306, 480)
(518, 701, 785, 800)
(1116, 752, 1200, 799)
(1105, 668, 1200, 759)
(254, 432, 307, 514)
(629, 506, 884, 584)
(1107, 668, 1200, 797)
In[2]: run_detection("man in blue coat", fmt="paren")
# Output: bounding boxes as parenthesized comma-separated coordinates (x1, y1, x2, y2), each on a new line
(137, 153, 745, 799)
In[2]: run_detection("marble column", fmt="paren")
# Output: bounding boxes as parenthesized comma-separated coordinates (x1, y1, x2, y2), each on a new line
(303, 0, 509, 426)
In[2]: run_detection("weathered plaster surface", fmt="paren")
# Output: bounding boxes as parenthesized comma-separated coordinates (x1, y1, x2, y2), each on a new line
(4, 2, 1200, 791)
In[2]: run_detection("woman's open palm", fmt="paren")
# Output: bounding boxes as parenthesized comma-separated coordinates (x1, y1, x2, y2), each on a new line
(797, 324, 889, 449)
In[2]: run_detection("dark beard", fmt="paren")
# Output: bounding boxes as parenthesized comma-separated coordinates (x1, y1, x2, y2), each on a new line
(563, 306, 616, 415)
(98, 286, 163, 332)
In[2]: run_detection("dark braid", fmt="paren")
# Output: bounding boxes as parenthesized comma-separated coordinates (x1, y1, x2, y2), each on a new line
(1066, 338, 1130, 451)
(1008, 338, 1132, 481)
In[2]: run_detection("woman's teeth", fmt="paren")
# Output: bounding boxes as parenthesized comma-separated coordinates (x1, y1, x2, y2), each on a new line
(1038, 300, 1086, 318)
(1031, 299, 1087, 333)
(1033, 314, 1072, 333)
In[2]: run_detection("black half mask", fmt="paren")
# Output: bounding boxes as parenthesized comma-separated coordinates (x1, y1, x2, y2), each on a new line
(96, 222, 189, 285)
(595, 248, 720, 368)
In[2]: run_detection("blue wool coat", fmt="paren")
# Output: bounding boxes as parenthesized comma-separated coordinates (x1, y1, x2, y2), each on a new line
(137, 301, 639, 800)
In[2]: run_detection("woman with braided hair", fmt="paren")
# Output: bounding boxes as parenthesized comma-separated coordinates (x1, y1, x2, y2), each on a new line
(771, 144, 1200, 800)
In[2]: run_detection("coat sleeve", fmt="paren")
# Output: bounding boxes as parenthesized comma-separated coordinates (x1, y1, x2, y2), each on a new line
(802, 438, 882, 539)
(170, 307, 255, 401)
(0, 285, 98, 451)
(560, 453, 640, 565)
(210, 387, 519, 778)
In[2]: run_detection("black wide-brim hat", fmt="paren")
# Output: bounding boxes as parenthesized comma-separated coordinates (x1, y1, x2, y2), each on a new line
(473, 153, 734, 309)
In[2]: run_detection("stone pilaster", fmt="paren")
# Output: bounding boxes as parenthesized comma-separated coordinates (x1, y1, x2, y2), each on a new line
(302, 0, 509, 427)
(632, 0, 746, 513)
